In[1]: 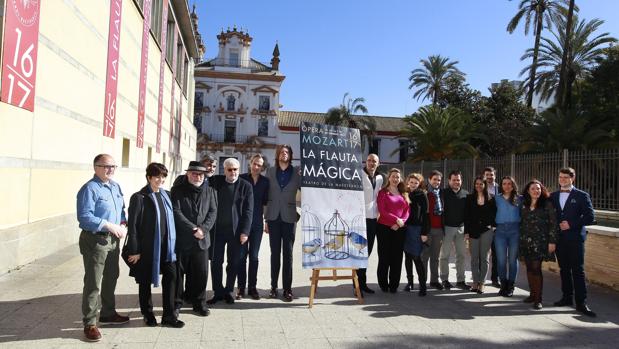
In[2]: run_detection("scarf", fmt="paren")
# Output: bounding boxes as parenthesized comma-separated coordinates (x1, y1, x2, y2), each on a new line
(148, 188, 177, 287)
(430, 186, 443, 216)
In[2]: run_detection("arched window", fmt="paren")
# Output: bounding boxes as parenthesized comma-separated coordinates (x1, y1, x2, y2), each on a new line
(226, 95, 235, 111)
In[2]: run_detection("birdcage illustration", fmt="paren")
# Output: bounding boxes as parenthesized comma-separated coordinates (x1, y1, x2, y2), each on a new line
(348, 214, 368, 260)
(301, 205, 322, 267)
(323, 210, 350, 260)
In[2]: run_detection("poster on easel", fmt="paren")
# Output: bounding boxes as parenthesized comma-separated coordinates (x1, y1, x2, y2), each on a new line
(300, 122, 367, 269)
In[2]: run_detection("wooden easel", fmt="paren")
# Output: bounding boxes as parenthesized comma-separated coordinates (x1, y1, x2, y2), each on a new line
(308, 268, 364, 308)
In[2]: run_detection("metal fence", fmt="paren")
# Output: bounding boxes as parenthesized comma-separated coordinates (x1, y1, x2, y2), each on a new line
(380, 148, 619, 211)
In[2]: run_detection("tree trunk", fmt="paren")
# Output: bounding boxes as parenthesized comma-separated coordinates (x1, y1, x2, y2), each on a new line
(556, 0, 576, 109)
(528, 12, 544, 108)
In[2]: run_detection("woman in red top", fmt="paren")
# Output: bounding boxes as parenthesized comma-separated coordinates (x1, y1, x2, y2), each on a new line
(376, 168, 410, 293)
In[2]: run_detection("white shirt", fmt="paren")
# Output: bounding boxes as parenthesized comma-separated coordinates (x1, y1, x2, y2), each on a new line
(559, 185, 574, 210)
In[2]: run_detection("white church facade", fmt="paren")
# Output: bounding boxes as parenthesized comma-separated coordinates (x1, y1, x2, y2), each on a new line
(193, 28, 406, 173)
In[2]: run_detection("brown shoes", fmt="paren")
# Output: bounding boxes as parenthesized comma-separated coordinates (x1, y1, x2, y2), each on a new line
(99, 312, 130, 325)
(84, 325, 101, 342)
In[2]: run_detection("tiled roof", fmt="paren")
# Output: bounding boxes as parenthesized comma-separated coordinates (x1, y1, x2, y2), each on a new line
(277, 110, 405, 134)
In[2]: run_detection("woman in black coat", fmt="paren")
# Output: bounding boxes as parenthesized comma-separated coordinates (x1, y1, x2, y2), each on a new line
(464, 176, 496, 294)
(127, 163, 184, 328)
(403, 173, 430, 296)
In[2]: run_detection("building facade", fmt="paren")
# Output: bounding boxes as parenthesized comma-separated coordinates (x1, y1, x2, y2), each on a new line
(0, 0, 202, 273)
(194, 29, 406, 172)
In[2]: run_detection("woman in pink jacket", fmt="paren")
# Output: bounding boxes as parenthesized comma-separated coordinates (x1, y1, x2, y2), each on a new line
(376, 168, 410, 293)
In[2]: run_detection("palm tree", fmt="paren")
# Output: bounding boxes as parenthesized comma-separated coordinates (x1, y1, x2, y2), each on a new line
(325, 93, 376, 149)
(408, 55, 465, 105)
(507, 0, 571, 107)
(397, 105, 479, 161)
(519, 107, 617, 152)
(556, 0, 576, 109)
(519, 15, 617, 105)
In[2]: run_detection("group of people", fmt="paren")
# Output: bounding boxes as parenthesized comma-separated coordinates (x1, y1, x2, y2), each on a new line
(363, 154, 596, 318)
(76, 146, 300, 341)
(75, 149, 596, 342)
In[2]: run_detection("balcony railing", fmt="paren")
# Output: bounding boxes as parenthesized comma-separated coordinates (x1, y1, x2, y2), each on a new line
(205, 133, 251, 144)
(207, 58, 271, 72)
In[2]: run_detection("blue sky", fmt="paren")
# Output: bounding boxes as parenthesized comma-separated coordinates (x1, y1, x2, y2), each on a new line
(194, 0, 619, 117)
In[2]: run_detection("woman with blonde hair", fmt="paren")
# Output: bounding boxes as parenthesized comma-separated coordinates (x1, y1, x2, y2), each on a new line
(376, 168, 410, 293)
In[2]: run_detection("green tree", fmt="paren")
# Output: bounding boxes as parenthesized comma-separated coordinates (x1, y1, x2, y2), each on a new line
(436, 76, 486, 117)
(507, 0, 571, 107)
(408, 55, 465, 106)
(325, 93, 376, 148)
(474, 82, 536, 157)
(398, 105, 479, 161)
(578, 46, 619, 141)
(520, 15, 617, 106)
(520, 107, 617, 152)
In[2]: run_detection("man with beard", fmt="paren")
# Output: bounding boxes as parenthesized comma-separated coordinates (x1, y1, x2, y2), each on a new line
(171, 161, 217, 316)
(207, 158, 253, 305)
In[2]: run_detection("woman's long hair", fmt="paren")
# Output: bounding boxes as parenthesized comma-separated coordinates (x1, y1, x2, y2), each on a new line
(501, 176, 519, 205)
(381, 168, 410, 203)
(473, 175, 491, 203)
(522, 179, 549, 209)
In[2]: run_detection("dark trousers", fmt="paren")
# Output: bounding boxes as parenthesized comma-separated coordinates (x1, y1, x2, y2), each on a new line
(212, 232, 242, 297)
(490, 238, 498, 282)
(139, 261, 177, 320)
(357, 218, 377, 287)
(405, 253, 427, 286)
(238, 223, 263, 290)
(175, 247, 209, 309)
(556, 238, 587, 304)
(376, 224, 405, 290)
(268, 217, 296, 290)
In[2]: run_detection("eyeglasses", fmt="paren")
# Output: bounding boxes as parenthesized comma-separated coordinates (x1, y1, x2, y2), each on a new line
(95, 165, 118, 170)
(226, 168, 239, 172)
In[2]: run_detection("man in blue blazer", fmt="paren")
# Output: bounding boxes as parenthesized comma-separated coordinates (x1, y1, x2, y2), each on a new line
(550, 167, 596, 317)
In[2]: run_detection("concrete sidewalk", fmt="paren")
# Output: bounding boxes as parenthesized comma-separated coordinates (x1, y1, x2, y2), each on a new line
(1, 230, 619, 349)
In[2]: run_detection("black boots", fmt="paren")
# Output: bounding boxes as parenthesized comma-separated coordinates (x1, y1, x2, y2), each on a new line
(498, 279, 514, 297)
(404, 276, 414, 292)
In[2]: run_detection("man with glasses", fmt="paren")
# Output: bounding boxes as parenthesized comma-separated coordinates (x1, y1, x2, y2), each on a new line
(76, 154, 129, 341)
(171, 161, 217, 316)
(208, 158, 253, 305)
(551, 167, 596, 317)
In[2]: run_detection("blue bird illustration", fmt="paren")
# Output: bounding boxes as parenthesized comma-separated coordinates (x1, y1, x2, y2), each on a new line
(348, 232, 368, 255)
(302, 238, 322, 256)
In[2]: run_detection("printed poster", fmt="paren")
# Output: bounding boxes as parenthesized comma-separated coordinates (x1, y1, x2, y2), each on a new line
(300, 122, 367, 269)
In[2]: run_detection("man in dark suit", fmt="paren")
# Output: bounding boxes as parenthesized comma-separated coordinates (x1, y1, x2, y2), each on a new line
(550, 167, 596, 317)
(208, 158, 253, 305)
(171, 161, 218, 316)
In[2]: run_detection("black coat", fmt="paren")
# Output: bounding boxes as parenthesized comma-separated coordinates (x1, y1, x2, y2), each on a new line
(441, 188, 469, 227)
(210, 175, 254, 237)
(126, 186, 171, 284)
(463, 194, 497, 238)
(406, 189, 430, 236)
(171, 176, 218, 252)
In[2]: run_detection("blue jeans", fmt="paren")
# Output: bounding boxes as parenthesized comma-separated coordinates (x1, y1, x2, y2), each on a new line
(494, 223, 520, 282)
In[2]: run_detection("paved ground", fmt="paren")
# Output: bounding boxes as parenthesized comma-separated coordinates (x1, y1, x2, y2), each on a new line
(1, 228, 619, 349)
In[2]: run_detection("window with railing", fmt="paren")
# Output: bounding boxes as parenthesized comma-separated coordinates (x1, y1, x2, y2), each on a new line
(259, 96, 270, 112)
(224, 120, 236, 142)
(258, 118, 269, 137)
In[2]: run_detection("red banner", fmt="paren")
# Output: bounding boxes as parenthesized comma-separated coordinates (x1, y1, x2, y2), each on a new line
(102, 0, 123, 138)
(155, 0, 169, 153)
(169, 26, 178, 154)
(136, 0, 152, 148)
(0, 0, 41, 111)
